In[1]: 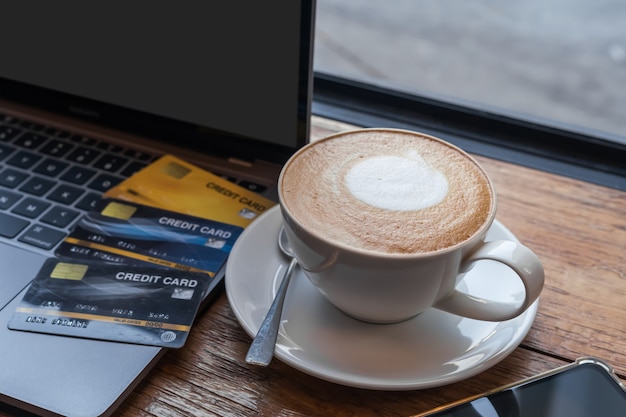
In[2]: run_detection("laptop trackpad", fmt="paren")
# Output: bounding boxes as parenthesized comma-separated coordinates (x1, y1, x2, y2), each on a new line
(0, 246, 47, 310)
(0, 246, 164, 417)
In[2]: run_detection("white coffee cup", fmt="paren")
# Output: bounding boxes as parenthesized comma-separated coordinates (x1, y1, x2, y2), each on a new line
(278, 128, 544, 323)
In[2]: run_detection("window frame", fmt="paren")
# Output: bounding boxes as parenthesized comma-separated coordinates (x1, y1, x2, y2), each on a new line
(312, 72, 626, 191)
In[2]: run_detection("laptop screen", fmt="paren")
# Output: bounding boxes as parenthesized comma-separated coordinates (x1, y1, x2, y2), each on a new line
(0, 2, 314, 161)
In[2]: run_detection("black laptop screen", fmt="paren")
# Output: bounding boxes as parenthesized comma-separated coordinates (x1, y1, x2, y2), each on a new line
(0, 2, 313, 159)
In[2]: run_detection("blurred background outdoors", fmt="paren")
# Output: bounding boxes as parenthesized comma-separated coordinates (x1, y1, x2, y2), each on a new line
(313, 0, 626, 145)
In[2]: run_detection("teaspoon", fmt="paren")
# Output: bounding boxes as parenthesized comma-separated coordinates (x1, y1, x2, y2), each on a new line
(245, 226, 297, 366)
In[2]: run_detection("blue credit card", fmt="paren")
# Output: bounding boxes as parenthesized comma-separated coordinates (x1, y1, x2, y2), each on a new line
(55, 198, 244, 276)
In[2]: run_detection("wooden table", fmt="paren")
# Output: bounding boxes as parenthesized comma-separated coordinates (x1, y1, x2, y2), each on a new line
(113, 116, 624, 416)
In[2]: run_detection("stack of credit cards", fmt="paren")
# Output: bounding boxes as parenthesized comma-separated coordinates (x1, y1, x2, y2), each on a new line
(9, 155, 276, 347)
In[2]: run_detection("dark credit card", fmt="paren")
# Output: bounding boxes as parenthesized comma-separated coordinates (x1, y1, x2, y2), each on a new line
(8, 258, 212, 348)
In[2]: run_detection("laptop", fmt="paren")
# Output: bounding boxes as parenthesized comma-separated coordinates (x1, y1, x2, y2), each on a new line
(0, 2, 315, 416)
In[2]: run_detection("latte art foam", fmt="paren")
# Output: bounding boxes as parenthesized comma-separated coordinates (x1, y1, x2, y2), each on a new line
(345, 151, 449, 211)
(280, 129, 494, 254)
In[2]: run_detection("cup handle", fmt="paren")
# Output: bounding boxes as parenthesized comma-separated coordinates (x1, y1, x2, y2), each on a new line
(434, 240, 544, 321)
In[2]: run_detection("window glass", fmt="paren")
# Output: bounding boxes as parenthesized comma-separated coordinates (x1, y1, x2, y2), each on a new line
(314, 0, 626, 145)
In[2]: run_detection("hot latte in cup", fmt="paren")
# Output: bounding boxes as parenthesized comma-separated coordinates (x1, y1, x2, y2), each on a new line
(280, 129, 494, 254)
(278, 128, 542, 323)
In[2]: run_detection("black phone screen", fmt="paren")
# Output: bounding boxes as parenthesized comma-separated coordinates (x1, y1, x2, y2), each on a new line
(428, 362, 626, 417)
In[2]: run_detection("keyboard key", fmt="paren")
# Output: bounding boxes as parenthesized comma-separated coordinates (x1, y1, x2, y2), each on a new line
(66, 146, 100, 165)
(54, 129, 73, 139)
(14, 132, 48, 150)
(41, 206, 80, 228)
(34, 158, 70, 177)
(43, 127, 61, 136)
(70, 135, 97, 146)
(0, 125, 22, 141)
(60, 166, 97, 184)
(0, 143, 16, 161)
(75, 192, 102, 211)
(0, 212, 29, 238)
(18, 120, 39, 131)
(0, 189, 22, 209)
(124, 149, 154, 161)
(48, 184, 84, 204)
(93, 154, 129, 172)
(12, 197, 51, 218)
(40, 139, 74, 158)
(18, 224, 66, 250)
(120, 161, 148, 177)
(88, 173, 122, 192)
(19, 176, 57, 197)
(6, 150, 42, 169)
(0, 168, 29, 188)
(238, 180, 267, 194)
(97, 142, 124, 153)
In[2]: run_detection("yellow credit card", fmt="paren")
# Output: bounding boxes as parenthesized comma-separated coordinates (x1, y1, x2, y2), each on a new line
(104, 155, 276, 228)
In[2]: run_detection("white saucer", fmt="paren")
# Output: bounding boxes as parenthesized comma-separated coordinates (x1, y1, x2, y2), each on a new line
(225, 206, 539, 390)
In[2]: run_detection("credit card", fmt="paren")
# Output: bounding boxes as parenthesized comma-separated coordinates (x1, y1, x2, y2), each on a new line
(8, 258, 211, 348)
(56, 199, 244, 277)
(104, 154, 276, 227)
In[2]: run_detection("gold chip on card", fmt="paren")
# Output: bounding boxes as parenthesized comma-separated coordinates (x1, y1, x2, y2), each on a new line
(101, 201, 137, 220)
(161, 161, 191, 179)
(50, 262, 89, 280)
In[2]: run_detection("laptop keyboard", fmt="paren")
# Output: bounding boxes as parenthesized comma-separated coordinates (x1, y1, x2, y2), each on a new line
(0, 112, 268, 255)
(0, 113, 157, 254)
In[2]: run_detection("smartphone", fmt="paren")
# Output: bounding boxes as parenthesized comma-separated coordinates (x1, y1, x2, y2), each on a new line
(416, 357, 626, 417)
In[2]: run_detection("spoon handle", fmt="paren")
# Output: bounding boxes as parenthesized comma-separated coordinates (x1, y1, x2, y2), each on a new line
(245, 258, 298, 366)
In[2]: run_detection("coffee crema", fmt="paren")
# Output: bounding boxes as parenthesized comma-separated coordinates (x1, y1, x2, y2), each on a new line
(279, 129, 494, 254)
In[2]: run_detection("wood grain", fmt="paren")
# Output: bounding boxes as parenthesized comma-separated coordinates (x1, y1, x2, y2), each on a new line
(5, 116, 620, 417)
(473, 157, 625, 373)
(116, 296, 570, 417)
